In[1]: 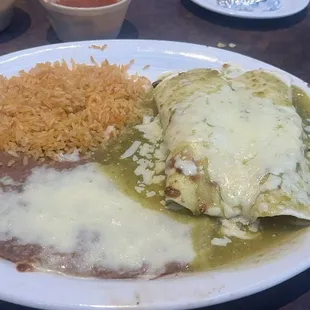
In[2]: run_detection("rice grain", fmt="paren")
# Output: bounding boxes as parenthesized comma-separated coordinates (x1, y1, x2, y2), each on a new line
(0, 59, 150, 160)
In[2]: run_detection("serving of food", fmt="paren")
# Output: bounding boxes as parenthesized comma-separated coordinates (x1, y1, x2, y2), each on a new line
(1, 40, 310, 310)
(40, 0, 131, 41)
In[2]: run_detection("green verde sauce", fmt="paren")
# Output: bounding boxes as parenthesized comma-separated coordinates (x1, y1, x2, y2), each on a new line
(92, 86, 310, 272)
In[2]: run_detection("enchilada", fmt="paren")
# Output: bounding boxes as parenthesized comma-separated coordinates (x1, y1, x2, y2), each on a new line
(154, 69, 310, 221)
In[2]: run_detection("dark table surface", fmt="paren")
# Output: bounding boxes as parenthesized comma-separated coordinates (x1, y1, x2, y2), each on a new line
(0, 0, 310, 309)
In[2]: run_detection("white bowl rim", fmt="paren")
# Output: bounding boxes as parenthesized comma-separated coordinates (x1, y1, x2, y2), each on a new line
(40, 0, 129, 12)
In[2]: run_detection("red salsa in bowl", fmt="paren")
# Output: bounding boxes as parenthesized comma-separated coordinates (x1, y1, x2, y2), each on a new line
(56, 0, 119, 8)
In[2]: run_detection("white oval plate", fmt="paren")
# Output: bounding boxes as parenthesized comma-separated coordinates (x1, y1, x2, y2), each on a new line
(191, 0, 309, 19)
(0, 40, 310, 310)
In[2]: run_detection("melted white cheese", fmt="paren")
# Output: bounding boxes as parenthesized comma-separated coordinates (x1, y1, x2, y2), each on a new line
(220, 218, 259, 240)
(120, 141, 141, 159)
(139, 143, 155, 158)
(207, 207, 222, 216)
(135, 116, 163, 144)
(134, 159, 154, 185)
(304, 126, 310, 133)
(0, 164, 194, 275)
(164, 82, 309, 216)
(211, 236, 232, 247)
(175, 159, 198, 176)
(132, 117, 167, 191)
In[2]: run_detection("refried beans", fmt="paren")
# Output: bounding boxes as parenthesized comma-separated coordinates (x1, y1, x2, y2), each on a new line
(0, 152, 192, 279)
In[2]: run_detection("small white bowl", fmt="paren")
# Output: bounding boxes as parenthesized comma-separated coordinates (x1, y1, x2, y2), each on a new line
(0, 0, 14, 32)
(39, 0, 131, 42)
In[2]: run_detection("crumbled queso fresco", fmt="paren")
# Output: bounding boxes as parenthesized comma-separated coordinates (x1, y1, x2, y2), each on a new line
(119, 115, 262, 246)
(120, 116, 167, 200)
